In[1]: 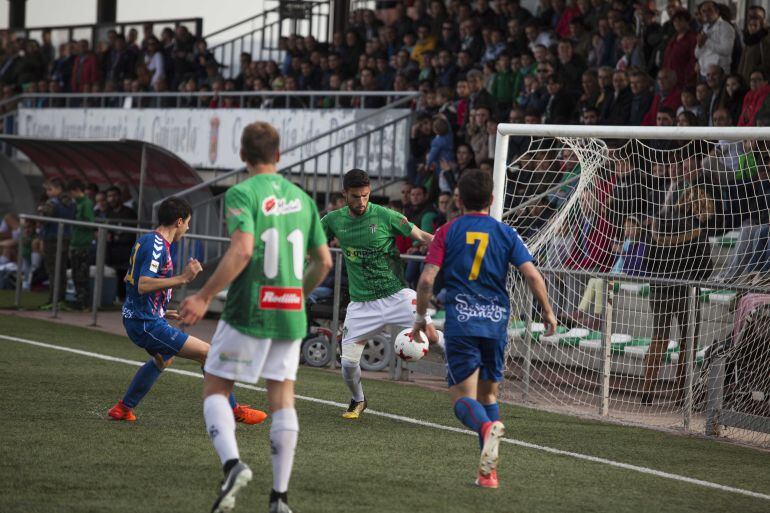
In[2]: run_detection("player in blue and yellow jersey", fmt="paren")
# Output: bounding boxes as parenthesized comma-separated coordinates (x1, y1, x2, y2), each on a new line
(412, 169, 557, 489)
(107, 197, 265, 425)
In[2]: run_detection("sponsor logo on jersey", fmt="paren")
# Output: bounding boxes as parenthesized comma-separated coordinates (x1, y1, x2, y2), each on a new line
(344, 247, 380, 261)
(455, 293, 507, 323)
(149, 260, 159, 273)
(369, 223, 377, 233)
(262, 196, 302, 216)
(259, 286, 303, 310)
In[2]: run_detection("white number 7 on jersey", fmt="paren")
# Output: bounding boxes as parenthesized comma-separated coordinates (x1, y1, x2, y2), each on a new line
(260, 228, 304, 280)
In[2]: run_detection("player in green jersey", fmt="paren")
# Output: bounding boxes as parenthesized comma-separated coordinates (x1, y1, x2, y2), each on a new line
(180, 122, 332, 513)
(321, 169, 440, 420)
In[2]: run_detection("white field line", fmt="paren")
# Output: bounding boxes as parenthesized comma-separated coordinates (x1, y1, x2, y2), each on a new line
(2, 333, 770, 502)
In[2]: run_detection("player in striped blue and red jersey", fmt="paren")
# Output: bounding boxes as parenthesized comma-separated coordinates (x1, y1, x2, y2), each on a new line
(412, 169, 557, 489)
(107, 197, 265, 425)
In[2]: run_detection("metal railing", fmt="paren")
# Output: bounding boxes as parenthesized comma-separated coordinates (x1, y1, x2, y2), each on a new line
(7, 17, 203, 55)
(12, 214, 770, 441)
(207, 2, 330, 77)
(14, 214, 230, 326)
(171, 100, 415, 261)
(12, 213, 419, 379)
(3, 90, 414, 112)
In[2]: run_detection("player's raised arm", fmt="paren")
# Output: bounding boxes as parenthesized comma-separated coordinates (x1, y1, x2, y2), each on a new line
(138, 258, 202, 295)
(518, 261, 557, 336)
(178, 229, 253, 325)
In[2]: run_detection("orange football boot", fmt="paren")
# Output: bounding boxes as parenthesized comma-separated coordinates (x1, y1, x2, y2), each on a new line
(108, 400, 137, 421)
(233, 404, 268, 425)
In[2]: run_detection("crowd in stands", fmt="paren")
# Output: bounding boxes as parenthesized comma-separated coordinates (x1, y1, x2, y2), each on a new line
(0, 178, 141, 310)
(0, 0, 768, 121)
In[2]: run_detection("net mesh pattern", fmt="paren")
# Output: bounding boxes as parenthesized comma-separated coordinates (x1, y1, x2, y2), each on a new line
(498, 135, 770, 447)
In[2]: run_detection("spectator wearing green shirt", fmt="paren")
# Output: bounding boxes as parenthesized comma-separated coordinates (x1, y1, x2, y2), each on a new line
(405, 184, 437, 287)
(489, 53, 514, 109)
(67, 179, 94, 309)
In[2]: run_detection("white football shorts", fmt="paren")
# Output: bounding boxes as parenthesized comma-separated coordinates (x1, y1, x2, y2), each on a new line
(341, 288, 432, 346)
(205, 320, 300, 383)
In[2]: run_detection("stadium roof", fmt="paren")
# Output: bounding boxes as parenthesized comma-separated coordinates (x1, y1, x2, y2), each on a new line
(0, 136, 207, 220)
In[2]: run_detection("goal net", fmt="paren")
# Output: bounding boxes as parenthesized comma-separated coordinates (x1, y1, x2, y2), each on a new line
(491, 125, 770, 448)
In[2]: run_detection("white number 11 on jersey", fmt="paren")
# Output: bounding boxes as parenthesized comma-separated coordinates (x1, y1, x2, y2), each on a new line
(260, 228, 304, 280)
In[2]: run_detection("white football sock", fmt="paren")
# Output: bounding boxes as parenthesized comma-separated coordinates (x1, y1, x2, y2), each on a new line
(341, 360, 365, 402)
(203, 394, 239, 465)
(270, 408, 299, 493)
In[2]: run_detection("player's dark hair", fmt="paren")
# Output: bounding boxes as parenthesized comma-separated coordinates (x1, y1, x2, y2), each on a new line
(157, 197, 192, 227)
(241, 121, 280, 166)
(458, 169, 493, 211)
(343, 168, 370, 190)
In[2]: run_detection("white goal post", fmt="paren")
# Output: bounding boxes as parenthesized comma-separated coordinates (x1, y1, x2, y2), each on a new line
(490, 124, 770, 448)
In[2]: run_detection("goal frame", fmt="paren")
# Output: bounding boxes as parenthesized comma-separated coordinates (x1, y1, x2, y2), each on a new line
(489, 123, 770, 446)
(490, 124, 770, 221)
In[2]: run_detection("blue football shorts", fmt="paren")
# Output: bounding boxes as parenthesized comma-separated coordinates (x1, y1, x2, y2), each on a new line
(123, 318, 189, 358)
(444, 335, 507, 387)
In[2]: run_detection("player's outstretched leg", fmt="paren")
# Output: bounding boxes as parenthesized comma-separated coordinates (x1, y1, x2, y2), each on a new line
(340, 341, 367, 419)
(204, 375, 251, 513)
(200, 366, 268, 425)
(108, 354, 172, 421)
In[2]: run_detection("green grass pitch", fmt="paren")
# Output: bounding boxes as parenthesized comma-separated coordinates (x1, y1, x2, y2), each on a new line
(1, 314, 769, 513)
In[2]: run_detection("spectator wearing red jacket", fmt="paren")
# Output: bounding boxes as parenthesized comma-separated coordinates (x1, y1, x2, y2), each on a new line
(642, 68, 682, 126)
(70, 40, 99, 93)
(662, 10, 697, 89)
(555, 0, 582, 39)
(738, 70, 770, 126)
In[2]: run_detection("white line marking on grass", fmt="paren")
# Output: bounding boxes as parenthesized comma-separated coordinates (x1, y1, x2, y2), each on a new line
(3, 333, 770, 502)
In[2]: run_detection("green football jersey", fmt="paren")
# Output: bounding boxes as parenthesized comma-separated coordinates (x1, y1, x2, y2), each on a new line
(321, 203, 414, 302)
(222, 173, 326, 340)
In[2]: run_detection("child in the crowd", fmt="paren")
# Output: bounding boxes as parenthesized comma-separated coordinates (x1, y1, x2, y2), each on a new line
(676, 87, 702, 118)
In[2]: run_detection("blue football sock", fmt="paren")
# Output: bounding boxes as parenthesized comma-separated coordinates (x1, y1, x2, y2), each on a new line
(453, 397, 491, 434)
(122, 359, 163, 408)
(201, 366, 237, 409)
(482, 402, 500, 422)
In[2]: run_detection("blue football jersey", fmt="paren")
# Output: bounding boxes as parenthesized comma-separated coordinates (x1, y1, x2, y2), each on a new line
(122, 231, 174, 321)
(425, 214, 533, 339)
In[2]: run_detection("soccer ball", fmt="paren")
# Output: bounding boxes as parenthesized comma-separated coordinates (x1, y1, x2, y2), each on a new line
(395, 328, 430, 362)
